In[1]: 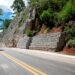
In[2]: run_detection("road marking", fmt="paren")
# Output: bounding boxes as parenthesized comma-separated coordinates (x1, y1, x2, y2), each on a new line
(0, 52, 47, 75)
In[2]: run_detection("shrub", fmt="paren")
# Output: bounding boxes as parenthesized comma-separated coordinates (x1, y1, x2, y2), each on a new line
(24, 29, 34, 37)
(50, 0, 68, 12)
(64, 24, 75, 39)
(67, 27, 75, 37)
(67, 38, 75, 48)
(40, 8, 54, 27)
(27, 30, 34, 37)
(40, 11, 50, 23)
(57, 0, 72, 22)
(3, 19, 12, 29)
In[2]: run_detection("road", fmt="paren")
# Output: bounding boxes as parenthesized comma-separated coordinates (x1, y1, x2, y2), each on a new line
(0, 48, 75, 75)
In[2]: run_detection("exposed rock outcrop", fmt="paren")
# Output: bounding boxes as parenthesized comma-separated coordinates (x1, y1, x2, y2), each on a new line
(29, 32, 65, 51)
(2, 8, 35, 47)
(0, 32, 6, 47)
(1, 8, 66, 52)
(17, 36, 32, 49)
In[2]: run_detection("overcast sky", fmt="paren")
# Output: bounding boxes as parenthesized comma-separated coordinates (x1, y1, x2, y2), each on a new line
(0, 0, 27, 12)
(0, 0, 28, 31)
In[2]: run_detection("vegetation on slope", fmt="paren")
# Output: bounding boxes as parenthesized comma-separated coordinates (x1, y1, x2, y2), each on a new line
(3, 19, 12, 29)
(27, 0, 75, 47)
(4, 0, 75, 48)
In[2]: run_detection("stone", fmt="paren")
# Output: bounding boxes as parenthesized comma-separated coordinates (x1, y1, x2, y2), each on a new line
(29, 32, 65, 51)
(17, 36, 32, 49)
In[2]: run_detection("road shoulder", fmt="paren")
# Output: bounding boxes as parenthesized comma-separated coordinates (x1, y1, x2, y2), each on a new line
(0, 48, 75, 65)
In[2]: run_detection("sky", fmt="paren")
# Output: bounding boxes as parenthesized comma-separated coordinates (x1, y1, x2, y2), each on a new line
(0, 0, 14, 12)
(0, 0, 27, 12)
(0, 0, 27, 31)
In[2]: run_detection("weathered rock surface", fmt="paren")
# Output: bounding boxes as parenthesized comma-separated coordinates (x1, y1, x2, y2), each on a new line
(29, 32, 65, 51)
(2, 7, 37, 47)
(2, 9, 32, 47)
(17, 36, 32, 49)
(1, 8, 66, 51)
(0, 32, 6, 47)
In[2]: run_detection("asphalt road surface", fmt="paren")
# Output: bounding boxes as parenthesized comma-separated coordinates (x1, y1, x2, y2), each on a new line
(0, 48, 75, 75)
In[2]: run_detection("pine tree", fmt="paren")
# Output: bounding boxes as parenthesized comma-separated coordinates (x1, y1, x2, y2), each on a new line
(11, 0, 25, 13)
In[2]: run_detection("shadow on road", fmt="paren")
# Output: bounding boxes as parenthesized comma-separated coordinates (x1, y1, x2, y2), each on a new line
(0, 49, 4, 51)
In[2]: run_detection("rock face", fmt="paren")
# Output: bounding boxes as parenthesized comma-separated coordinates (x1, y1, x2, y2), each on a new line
(2, 7, 37, 48)
(0, 32, 6, 47)
(17, 36, 32, 49)
(2, 8, 33, 47)
(1, 8, 66, 51)
(2, 7, 38, 48)
(29, 32, 65, 51)
(14, 32, 65, 52)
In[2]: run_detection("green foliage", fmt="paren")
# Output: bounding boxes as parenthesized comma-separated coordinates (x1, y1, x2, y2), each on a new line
(49, 0, 68, 12)
(11, 0, 25, 13)
(64, 24, 75, 48)
(57, 0, 72, 22)
(23, 29, 34, 37)
(40, 8, 54, 27)
(57, 0, 75, 23)
(0, 8, 3, 15)
(40, 10, 51, 23)
(67, 38, 75, 48)
(64, 25, 75, 38)
(28, 0, 67, 10)
(28, 0, 72, 27)
(18, 0, 75, 32)
(3, 19, 12, 29)
(28, 0, 39, 8)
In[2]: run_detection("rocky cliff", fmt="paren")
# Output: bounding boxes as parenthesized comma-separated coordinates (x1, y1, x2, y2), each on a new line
(1, 8, 65, 51)
(2, 8, 34, 47)
(0, 32, 5, 47)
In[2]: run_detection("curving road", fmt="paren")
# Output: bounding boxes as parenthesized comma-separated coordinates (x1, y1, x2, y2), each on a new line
(0, 48, 75, 75)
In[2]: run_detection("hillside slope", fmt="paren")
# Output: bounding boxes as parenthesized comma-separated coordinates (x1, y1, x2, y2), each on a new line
(1, 0, 75, 52)
(2, 8, 36, 47)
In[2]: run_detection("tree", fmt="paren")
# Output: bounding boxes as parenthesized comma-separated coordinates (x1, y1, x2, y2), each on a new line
(3, 19, 12, 29)
(57, 0, 75, 23)
(28, 0, 75, 28)
(11, 0, 25, 13)
(0, 8, 3, 15)
(40, 8, 54, 27)
(0, 8, 3, 21)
